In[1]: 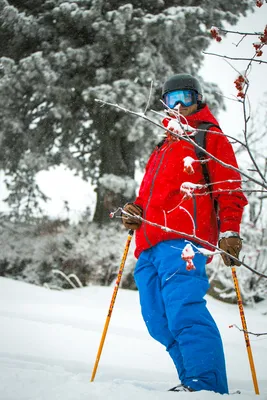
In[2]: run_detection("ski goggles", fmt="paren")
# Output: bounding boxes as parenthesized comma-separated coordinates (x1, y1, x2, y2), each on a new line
(163, 90, 197, 109)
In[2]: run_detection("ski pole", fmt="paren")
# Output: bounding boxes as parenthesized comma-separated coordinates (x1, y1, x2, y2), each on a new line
(231, 266, 260, 395)
(90, 229, 134, 382)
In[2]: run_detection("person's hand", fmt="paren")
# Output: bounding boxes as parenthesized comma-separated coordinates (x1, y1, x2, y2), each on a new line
(122, 203, 143, 230)
(219, 235, 242, 266)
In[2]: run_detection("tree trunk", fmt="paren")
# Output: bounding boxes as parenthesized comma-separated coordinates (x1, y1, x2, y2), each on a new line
(93, 121, 136, 224)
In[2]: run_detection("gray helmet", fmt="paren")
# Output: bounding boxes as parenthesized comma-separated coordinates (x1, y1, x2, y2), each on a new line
(162, 73, 203, 99)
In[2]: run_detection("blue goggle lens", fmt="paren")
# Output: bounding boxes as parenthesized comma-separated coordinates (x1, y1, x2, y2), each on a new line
(163, 90, 196, 109)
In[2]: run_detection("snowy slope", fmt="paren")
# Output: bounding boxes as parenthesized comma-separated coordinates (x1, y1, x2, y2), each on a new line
(0, 277, 266, 400)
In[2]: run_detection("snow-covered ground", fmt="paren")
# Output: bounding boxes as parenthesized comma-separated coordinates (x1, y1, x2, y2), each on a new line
(0, 277, 266, 400)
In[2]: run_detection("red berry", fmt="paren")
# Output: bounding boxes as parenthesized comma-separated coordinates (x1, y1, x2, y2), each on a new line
(256, 0, 263, 7)
(237, 92, 245, 99)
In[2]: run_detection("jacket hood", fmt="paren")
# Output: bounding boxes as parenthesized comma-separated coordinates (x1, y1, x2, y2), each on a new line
(162, 104, 220, 130)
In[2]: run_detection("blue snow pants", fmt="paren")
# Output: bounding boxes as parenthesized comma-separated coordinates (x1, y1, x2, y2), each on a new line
(134, 239, 228, 394)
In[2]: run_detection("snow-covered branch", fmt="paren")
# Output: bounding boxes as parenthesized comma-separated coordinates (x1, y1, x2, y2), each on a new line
(94, 98, 267, 190)
(115, 208, 267, 279)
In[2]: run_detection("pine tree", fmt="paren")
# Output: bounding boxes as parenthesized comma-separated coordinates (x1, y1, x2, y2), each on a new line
(0, 0, 252, 222)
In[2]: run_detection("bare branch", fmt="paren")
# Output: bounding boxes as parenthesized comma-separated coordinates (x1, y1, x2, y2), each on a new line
(94, 98, 267, 190)
(253, 159, 267, 224)
(233, 34, 247, 48)
(144, 80, 154, 115)
(194, 189, 267, 197)
(202, 51, 267, 65)
(218, 28, 263, 36)
(229, 324, 267, 336)
(241, 82, 267, 182)
(117, 208, 267, 279)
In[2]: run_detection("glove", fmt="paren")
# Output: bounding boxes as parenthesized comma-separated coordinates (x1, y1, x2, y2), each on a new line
(122, 203, 143, 230)
(219, 233, 242, 266)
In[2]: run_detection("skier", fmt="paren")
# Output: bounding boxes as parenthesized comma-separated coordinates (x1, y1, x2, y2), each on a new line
(122, 73, 248, 393)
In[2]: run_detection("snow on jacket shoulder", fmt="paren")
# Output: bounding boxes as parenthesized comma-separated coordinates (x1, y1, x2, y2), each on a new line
(133, 105, 248, 259)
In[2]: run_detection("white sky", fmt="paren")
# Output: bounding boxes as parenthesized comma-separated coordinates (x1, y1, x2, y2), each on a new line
(0, 7, 266, 221)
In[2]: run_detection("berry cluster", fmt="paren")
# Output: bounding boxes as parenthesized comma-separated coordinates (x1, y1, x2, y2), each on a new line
(253, 25, 267, 57)
(253, 42, 263, 57)
(260, 25, 267, 44)
(234, 75, 247, 99)
(210, 26, 222, 42)
(255, 0, 263, 7)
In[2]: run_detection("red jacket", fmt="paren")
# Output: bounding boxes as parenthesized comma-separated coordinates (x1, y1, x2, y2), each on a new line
(133, 105, 248, 259)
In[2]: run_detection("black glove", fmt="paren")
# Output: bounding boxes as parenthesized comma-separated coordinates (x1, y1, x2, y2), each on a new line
(219, 235, 242, 266)
(122, 203, 143, 230)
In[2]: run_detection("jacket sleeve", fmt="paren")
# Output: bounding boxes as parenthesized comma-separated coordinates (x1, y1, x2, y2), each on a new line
(206, 128, 248, 234)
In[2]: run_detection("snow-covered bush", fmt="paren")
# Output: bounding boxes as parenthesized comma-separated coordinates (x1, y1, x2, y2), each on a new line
(207, 220, 267, 306)
(0, 216, 136, 290)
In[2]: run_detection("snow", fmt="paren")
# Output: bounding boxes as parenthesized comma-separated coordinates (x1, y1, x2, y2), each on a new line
(0, 277, 267, 399)
(99, 173, 137, 198)
(166, 119, 196, 136)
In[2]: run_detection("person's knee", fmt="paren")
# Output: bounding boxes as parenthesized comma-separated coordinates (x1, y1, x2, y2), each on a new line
(144, 315, 174, 348)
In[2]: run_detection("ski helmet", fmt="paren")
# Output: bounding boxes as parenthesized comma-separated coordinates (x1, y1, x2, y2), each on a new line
(162, 73, 203, 101)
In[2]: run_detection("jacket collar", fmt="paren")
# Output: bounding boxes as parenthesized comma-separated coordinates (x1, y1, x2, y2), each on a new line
(162, 104, 220, 129)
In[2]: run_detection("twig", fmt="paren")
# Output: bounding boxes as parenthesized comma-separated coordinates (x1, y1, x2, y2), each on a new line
(241, 84, 266, 182)
(193, 189, 267, 196)
(144, 80, 154, 115)
(218, 28, 263, 36)
(234, 34, 247, 48)
(229, 324, 267, 337)
(94, 98, 267, 190)
(203, 51, 267, 65)
(254, 160, 267, 224)
(214, 91, 241, 103)
(117, 208, 267, 279)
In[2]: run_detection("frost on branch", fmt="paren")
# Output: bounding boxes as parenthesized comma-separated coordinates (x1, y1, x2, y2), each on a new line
(183, 156, 210, 176)
(99, 173, 137, 198)
(181, 243, 196, 271)
(165, 118, 196, 139)
(180, 182, 205, 199)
